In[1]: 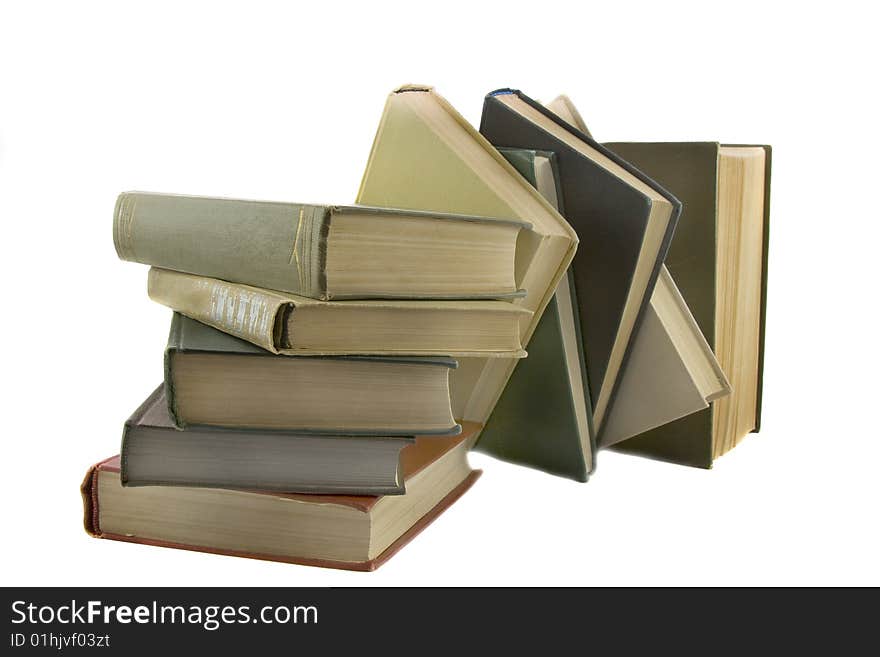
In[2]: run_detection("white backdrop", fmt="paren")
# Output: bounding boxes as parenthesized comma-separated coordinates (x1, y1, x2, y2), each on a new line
(2, 1, 877, 586)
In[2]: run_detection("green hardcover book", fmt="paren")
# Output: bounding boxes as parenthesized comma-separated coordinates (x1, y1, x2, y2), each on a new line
(113, 192, 528, 301)
(602, 142, 772, 467)
(475, 149, 595, 481)
(164, 313, 461, 436)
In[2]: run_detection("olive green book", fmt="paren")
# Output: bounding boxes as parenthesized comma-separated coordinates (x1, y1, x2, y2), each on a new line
(475, 149, 595, 481)
(603, 142, 771, 467)
(356, 85, 577, 437)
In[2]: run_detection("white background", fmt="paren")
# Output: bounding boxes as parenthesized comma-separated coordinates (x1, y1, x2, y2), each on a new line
(2, 1, 878, 586)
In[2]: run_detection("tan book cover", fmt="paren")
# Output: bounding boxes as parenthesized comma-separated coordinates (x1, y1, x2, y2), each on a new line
(148, 267, 531, 357)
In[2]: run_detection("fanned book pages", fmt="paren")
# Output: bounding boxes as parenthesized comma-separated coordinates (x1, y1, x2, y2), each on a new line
(83, 427, 481, 572)
(479, 89, 681, 442)
(114, 193, 528, 300)
(121, 385, 417, 495)
(164, 313, 460, 436)
(148, 267, 531, 357)
(356, 85, 577, 446)
(602, 142, 771, 467)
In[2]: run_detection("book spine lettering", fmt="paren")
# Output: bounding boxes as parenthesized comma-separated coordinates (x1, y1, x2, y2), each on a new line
(148, 268, 287, 353)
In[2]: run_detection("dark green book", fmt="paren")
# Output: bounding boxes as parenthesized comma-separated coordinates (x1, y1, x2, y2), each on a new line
(475, 150, 596, 481)
(602, 142, 772, 467)
(164, 313, 461, 436)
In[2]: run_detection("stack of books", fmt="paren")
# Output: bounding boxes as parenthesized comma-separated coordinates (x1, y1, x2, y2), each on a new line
(82, 86, 771, 570)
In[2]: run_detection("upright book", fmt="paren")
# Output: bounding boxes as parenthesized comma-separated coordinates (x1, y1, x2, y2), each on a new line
(602, 141, 771, 467)
(479, 89, 681, 443)
(356, 85, 577, 448)
(114, 193, 528, 300)
(121, 385, 417, 495)
(164, 313, 460, 435)
(83, 427, 481, 571)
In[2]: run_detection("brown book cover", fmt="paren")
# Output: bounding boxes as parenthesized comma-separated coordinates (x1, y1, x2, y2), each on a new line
(82, 425, 482, 571)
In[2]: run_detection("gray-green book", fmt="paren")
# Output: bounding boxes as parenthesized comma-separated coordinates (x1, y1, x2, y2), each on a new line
(603, 142, 771, 467)
(121, 385, 414, 495)
(114, 192, 528, 300)
(164, 313, 460, 436)
(475, 150, 596, 481)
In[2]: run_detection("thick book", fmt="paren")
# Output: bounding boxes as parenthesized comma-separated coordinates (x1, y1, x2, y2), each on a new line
(148, 267, 531, 357)
(601, 142, 771, 467)
(164, 313, 460, 435)
(114, 192, 528, 300)
(83, 426, 481, 571)
(479, 89, 681, 443)
(475, 149, 596, 481)
(122, 385, 416, 495)
(356, 85, 577, 442)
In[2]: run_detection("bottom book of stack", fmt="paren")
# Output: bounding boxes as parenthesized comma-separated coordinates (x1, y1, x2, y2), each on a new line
(82, 421, 480, 572)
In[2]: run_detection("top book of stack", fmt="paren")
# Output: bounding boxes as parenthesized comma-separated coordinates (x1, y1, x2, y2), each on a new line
(113, 193, 530, 301)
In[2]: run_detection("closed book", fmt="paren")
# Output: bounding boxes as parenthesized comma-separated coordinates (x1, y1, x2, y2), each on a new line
(479, 89, 680, 443)
(114, 192, 528, 300)
(148, 267, 531, 357)
(164, 313, 460, 436)
(83, 426, 481, 571)
(601, 142, 771, 466)
(476, 149, 596, 481)
(122, 385, 415, 495)
(356, 85, 577, 439)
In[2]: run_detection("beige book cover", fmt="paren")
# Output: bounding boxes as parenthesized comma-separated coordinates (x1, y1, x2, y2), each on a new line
(357, 85, 577, 425)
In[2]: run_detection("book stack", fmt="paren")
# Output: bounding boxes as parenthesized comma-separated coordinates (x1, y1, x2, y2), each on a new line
(83, 86, 770, 570)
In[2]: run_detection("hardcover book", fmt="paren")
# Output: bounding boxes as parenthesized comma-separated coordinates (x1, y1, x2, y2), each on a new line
(122, 385, 417, 495)
(164, 313, 460, 435)
(475, 149, 595, 481)
(83, 426, 481, 571)
(148, 267, 531, 357)
(602, 141, 771, 466)
(356, 85, 577, 446)
(479, 89, 681, 442)
(114, 193, 528, 301)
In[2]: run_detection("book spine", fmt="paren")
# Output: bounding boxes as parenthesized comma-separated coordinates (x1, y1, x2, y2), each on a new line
(163, 314, 185, 428)
(149, 268, 289, 353)
(113, 192, 330, 299)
